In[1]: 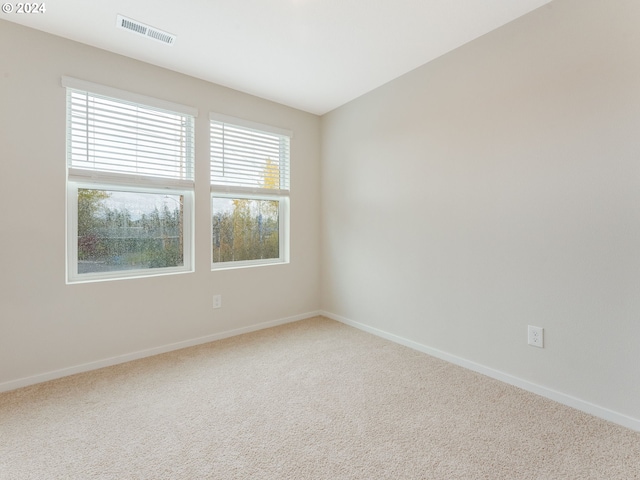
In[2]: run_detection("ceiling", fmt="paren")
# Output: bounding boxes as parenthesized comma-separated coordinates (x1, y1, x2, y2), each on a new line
(4, 0, 552, 115)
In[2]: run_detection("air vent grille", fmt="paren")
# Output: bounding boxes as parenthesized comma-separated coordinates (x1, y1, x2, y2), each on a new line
(116, 15, 176, 45)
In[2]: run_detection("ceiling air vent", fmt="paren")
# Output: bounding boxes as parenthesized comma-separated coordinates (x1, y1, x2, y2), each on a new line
(116, 15, 176, 46)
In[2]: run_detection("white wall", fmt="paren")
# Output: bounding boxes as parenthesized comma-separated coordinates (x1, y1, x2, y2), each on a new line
(0, 20, 321, 388)
(321, 0, 640, 426)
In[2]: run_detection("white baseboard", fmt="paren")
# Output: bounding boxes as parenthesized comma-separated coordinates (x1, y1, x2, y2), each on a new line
(321, 310, 640, 433)
(0, 310, 321, 393)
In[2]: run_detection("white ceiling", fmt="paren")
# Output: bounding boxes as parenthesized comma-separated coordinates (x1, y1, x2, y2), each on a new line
(4, 0, 552, 115)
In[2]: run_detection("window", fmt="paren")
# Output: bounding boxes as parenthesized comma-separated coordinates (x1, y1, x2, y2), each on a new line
(210, 113, 291, 269)
(64, 77, 196, 283)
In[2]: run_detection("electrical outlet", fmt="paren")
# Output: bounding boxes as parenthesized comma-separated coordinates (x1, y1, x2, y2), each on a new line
(528, 325, 544, 348)
(213, 295, 222, 309)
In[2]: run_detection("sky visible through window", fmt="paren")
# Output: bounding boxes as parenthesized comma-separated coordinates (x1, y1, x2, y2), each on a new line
(103, 191, 180, 220)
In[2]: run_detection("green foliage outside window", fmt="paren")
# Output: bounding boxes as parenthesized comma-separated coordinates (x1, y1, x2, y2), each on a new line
(77, 189, 183, 274)
(212, 198, 279, 263)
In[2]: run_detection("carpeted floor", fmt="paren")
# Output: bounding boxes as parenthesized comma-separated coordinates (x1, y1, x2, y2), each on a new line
(1, 316, 639, 479)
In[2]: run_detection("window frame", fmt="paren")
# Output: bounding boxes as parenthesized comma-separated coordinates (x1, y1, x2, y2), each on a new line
(63, 77, 197, 284)
(211, 192, 289, 270)
(209, 113, 291, 270)
(66, 182, 194, 283)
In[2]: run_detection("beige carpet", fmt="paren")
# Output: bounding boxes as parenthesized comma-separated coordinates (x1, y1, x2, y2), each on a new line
(1, 316, 639, 479)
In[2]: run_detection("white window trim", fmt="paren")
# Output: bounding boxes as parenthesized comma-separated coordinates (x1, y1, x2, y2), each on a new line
(66, 182, 195, 284)
(210, 192, 289, 271)
(209, 113, 291, 270)
(68, 168, 195, 190)
(65, 78, 197, 283)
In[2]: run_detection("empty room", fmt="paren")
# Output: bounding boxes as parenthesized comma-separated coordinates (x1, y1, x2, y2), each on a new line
(1, 0, 639, 478)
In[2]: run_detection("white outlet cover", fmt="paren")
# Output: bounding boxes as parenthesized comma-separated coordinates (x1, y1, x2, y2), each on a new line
(213, 295, 222, 309)
(528, 325, 544, 348)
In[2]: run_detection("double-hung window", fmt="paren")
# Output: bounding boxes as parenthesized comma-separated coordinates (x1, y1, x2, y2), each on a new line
(64, 77, 196, 283)
(210, 113, 291, 269)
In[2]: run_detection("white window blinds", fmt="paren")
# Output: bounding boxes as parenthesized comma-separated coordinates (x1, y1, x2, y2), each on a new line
(210, 114, 291, 195)
(65, 78, 195, 188)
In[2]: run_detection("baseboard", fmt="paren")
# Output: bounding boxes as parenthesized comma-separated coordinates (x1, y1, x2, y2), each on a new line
(0, 310, 321, 393)
(321, 310, 640, 433)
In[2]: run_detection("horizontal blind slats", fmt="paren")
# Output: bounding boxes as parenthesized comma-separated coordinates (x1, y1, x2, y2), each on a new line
(69, 102, 188, 138)
(69, 109, 188, 138)
(210, 120, 290, 192)
(210, 164, 289, 179)
(67, 89, 194, 183)
(70, 140, 185, 160)
(69, 119, 188, 147)
(69, 94, 189, 124)
(70, 158, 189, 178)
(70, 141, 185, 162)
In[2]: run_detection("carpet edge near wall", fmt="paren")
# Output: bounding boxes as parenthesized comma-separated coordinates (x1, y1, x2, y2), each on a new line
(3, 308, 638, 433)
(0, 310, 322, 394)
(320, 310, 640, 433)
